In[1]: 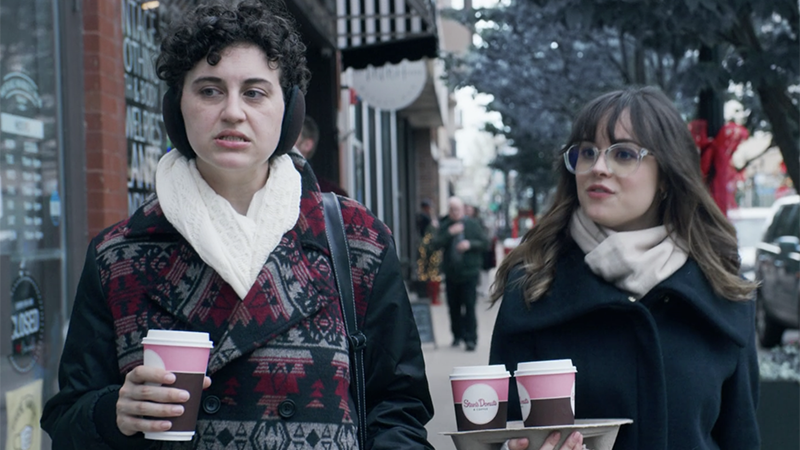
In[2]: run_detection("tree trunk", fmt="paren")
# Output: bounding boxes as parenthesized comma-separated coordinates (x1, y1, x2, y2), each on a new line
(634, 41, 646, 85)
(697, 45, 723, 138)
(758, 86, 800, 191)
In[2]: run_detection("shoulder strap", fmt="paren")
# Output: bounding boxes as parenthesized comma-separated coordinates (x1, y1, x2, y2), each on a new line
(322, 192, 368, 449)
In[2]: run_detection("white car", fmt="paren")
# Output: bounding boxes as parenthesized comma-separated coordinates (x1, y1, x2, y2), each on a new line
(727, 207, 772, 280)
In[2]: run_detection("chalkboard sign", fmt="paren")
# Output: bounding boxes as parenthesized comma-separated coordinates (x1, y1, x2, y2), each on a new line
(411, 301, 436, 347)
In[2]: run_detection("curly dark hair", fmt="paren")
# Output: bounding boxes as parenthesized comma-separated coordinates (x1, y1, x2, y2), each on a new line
(156, 0, 310, 100)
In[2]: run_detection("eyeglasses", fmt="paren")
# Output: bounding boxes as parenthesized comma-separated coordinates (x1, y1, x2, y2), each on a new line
(563, 143, 652, 177)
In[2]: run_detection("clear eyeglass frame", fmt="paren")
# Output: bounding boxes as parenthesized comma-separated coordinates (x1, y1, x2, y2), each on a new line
(563, 143, 652, 177)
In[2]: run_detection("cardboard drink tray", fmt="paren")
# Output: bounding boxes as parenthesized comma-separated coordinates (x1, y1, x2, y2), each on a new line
(442, 418, 633, 450)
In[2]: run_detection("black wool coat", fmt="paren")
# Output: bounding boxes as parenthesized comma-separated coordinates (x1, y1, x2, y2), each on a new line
(490, 240, 759, 450)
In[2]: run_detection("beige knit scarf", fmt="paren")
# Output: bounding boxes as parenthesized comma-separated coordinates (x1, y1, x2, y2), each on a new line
(569, 208, 688, 299)
(156, 151, 301, 299)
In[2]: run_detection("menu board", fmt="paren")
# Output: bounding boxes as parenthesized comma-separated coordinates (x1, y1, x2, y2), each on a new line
(0, 72, 59, 255)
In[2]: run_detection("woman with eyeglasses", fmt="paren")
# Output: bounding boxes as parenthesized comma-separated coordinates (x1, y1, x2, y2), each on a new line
(491, 87, 759, 450)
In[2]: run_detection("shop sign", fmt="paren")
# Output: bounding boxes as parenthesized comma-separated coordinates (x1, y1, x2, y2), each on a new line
(0, 72, 49, 250)
(351, 59, 427, 111)
(4, 379, 43, 450)
(8, 270, 44, 373)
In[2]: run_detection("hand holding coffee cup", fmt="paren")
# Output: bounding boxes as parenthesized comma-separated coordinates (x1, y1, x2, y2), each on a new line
(117, 366, 212, 436)
(117, 330, 213, 441)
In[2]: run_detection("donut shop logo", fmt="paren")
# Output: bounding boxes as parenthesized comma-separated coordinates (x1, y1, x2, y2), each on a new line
(461, 384, 500, 425)
(462, 398, 499, 408)
(1, 72, 43, 113)
(518, 384, 532, 420)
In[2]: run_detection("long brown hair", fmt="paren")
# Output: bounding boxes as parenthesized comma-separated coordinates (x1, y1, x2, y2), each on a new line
(490, 86, 757, 305)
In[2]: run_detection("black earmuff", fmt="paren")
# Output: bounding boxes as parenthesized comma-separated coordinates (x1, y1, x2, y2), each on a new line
(162, 87, 194, 159)
(161, 85, 306, 158)
(274, 85, 305, 156)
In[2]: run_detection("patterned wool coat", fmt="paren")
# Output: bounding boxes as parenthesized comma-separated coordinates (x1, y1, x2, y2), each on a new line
(42, 156, 434, 450)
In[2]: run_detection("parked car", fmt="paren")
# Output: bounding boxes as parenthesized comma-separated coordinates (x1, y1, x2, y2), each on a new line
(754, 195, 800, 348)
(727, 207, 772, 280)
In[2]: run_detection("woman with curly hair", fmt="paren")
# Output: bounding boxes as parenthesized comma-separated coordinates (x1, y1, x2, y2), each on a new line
(492, 87, 759, 450)
(41, 2, 433, 449)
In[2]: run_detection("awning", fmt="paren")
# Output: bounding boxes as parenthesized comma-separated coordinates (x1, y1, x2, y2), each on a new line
(337, 0, 439, 69)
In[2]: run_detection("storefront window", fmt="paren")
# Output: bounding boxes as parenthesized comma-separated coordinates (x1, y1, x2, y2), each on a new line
(0, 0, 64, 447)
(125, 0, 168, 214)
(125, 0, 197, 215)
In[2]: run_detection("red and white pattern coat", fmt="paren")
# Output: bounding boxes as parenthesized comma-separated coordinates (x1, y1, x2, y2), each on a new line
(42, 155, 434, 450)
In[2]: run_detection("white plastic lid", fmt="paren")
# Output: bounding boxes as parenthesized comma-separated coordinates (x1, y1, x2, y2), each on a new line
(514, 359, 576, 376)
(449, 364, 510, 380)
(142, 330, 213, 348)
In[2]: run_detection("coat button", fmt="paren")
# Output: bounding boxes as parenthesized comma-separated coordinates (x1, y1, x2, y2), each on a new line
(202, 395, 221, 414)
(278, 399, 296, 419)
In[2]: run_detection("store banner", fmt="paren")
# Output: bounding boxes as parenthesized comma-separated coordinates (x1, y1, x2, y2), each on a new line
(4, 379, 43, 450)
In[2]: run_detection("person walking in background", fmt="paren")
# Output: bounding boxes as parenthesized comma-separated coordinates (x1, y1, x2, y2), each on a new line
(491, 87, 759, 450)
(294, 115, 349, 196)
(416, 199, 442, 305)
(431, 196, 489, 352)
(40, 2, 433, 448)
(466, 203, 497, 297)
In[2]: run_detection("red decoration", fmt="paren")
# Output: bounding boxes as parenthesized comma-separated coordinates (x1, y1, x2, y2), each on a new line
(689, 119, 749, 216)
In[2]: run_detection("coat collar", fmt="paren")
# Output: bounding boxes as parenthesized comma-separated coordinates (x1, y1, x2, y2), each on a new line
(505, 240, 753, 347)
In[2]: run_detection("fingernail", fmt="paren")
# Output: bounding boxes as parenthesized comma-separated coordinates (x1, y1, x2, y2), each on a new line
(178, 390, 190, 401)
(164, 373, 176, 383)
(161, 421, 172, 430)
(172, 405, 184, 415)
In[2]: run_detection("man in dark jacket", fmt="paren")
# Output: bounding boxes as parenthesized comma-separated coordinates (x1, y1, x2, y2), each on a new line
(430, 196, 489, 351)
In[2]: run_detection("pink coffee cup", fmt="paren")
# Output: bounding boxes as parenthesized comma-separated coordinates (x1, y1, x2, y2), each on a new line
(514, 359, 577, 427)
(450, 364, 510, 431)
(142, 329, 213, 441)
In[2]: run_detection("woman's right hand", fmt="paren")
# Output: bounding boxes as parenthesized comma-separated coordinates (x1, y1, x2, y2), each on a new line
(507, 431, 583, 450)
(116, 365, 212, 436)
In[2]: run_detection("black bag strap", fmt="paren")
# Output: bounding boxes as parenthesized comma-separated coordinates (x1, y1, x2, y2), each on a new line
(322, 192, 368, 449)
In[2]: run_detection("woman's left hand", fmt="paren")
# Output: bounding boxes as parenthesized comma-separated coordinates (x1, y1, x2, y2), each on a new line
(506, 431, 583, 450)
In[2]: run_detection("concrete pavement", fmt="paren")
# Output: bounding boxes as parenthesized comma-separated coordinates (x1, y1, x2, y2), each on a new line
(416, 271, 499, 450)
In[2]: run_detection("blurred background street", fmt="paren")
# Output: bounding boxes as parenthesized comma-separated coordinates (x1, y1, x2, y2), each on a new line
(418, 269, 499, 450)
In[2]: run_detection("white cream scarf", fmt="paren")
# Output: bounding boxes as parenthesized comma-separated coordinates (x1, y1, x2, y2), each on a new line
(155, 150, 301, 299)
(569, 208, 688, 299)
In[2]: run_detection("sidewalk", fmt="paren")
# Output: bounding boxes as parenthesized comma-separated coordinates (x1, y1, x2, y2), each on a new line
(417, 270, 499, 450)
